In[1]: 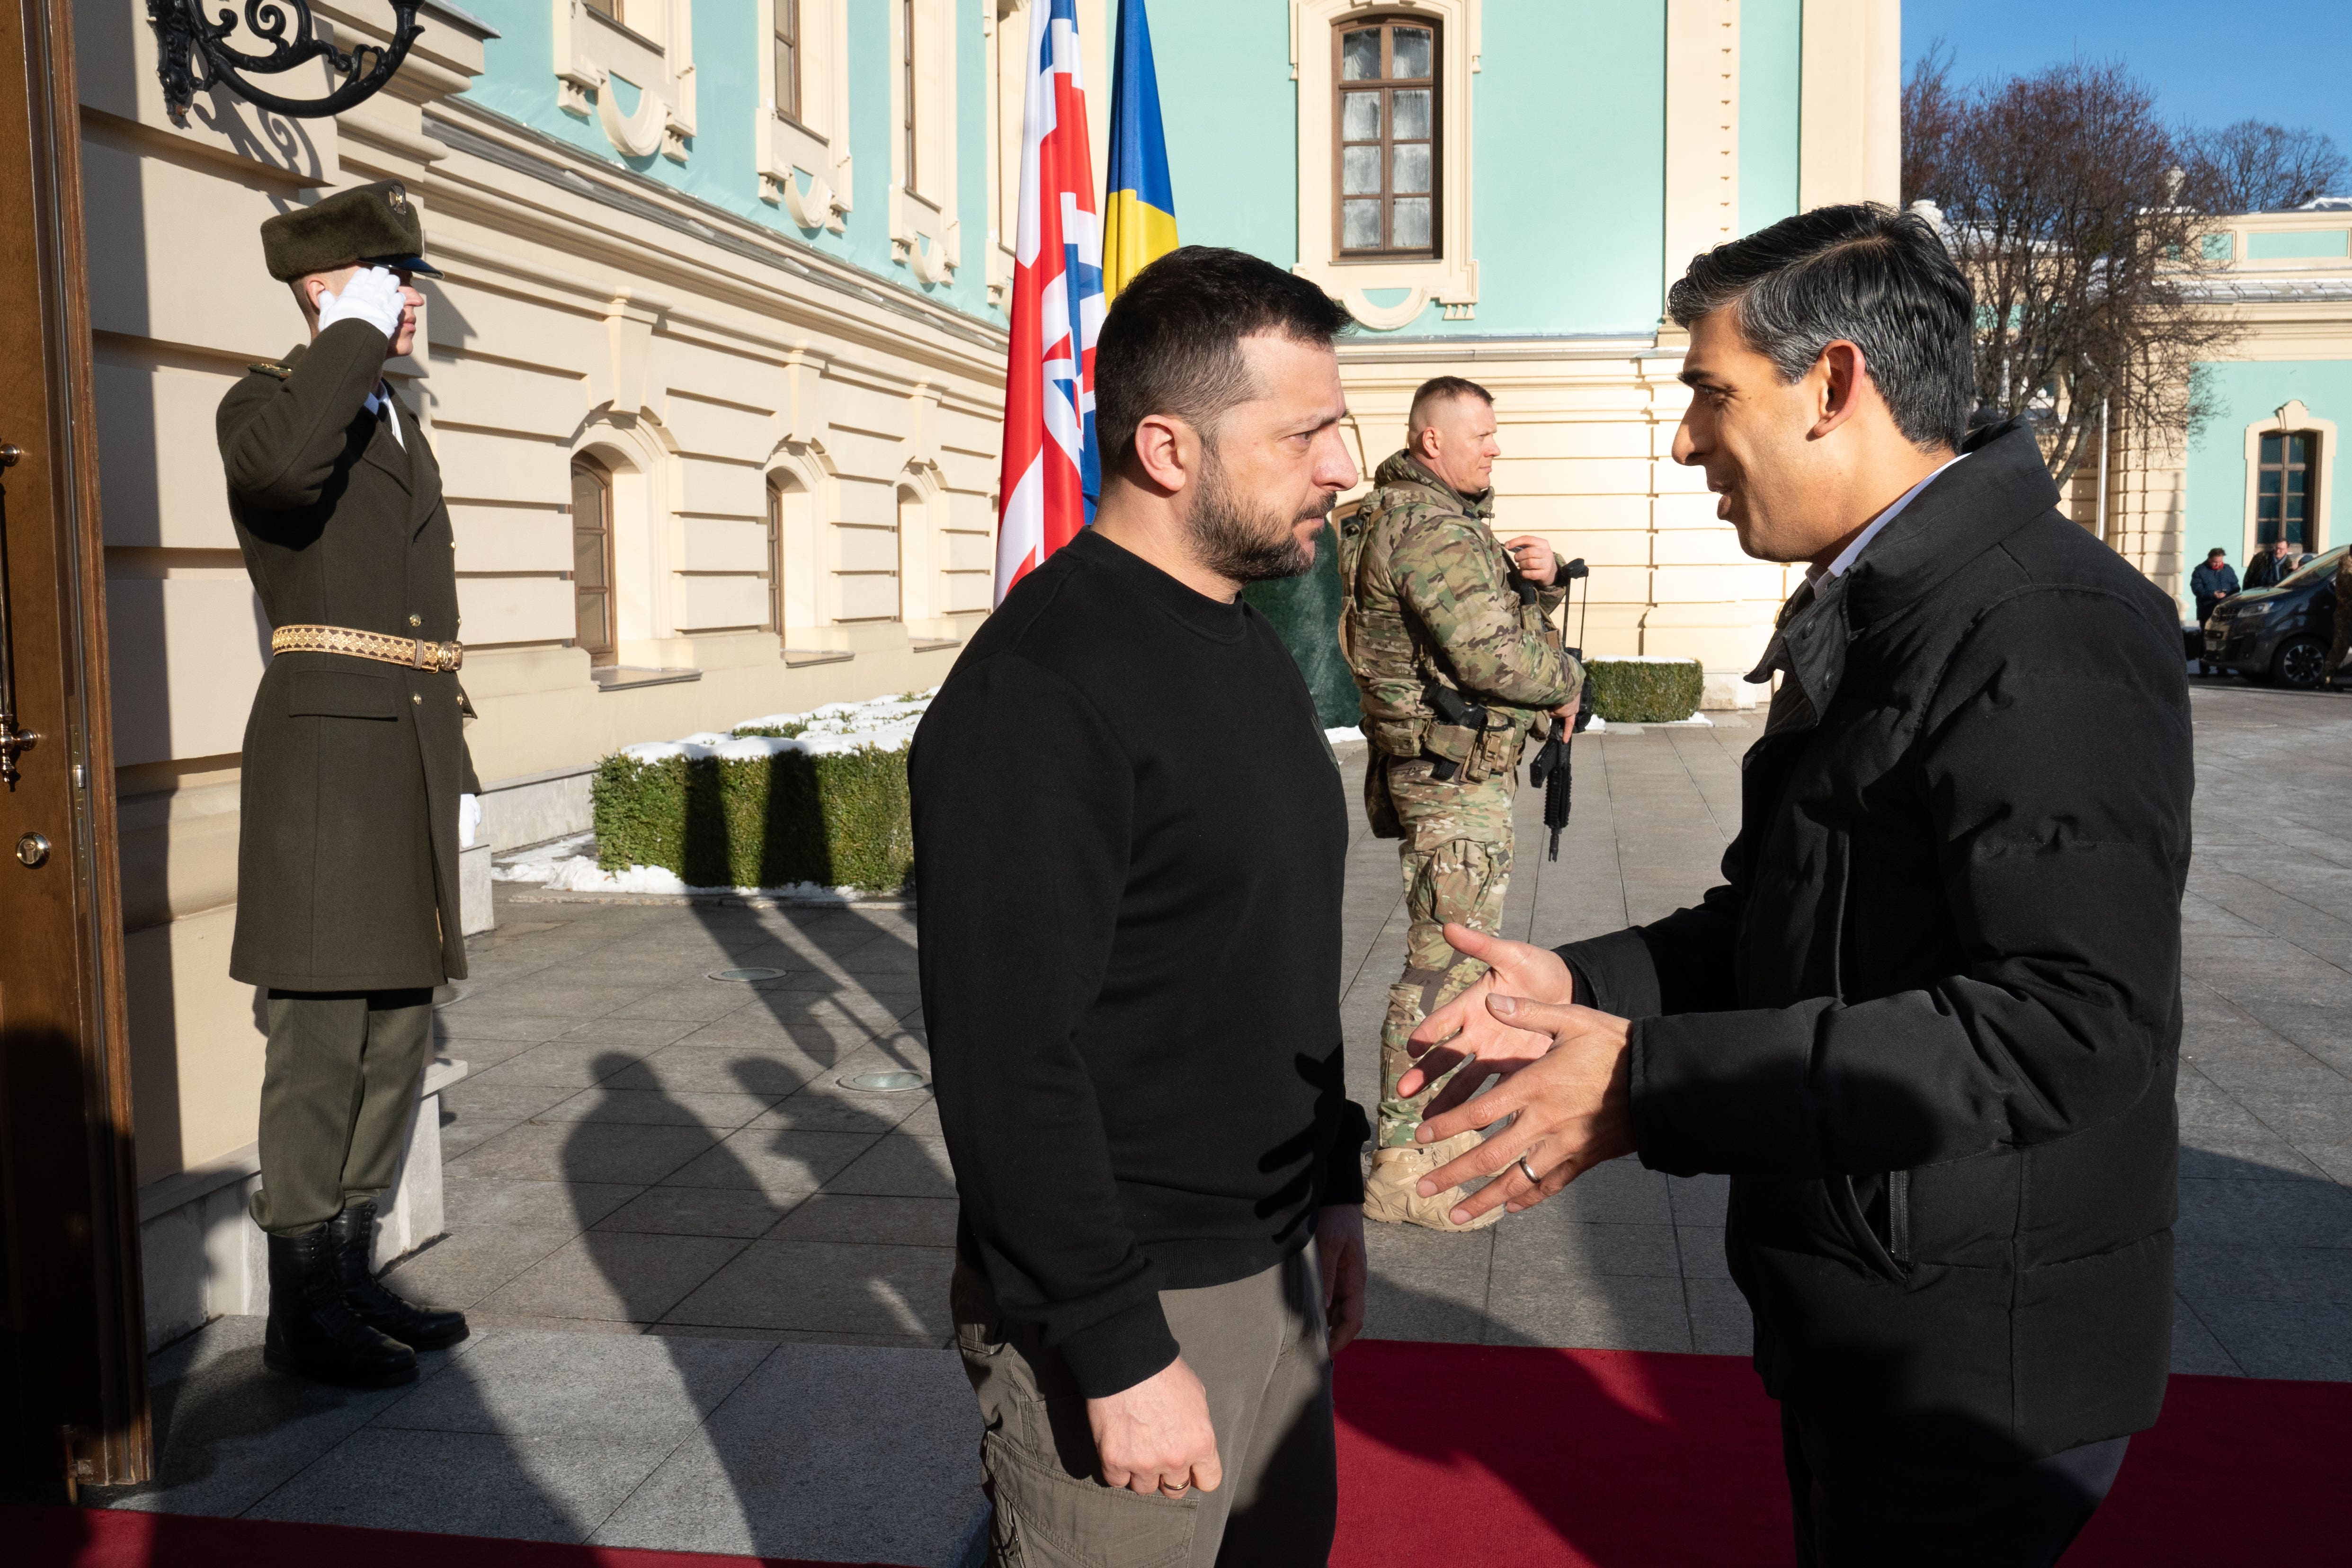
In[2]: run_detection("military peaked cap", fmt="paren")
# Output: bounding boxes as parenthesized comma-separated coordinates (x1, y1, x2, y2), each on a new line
(260, 180, 444, 282)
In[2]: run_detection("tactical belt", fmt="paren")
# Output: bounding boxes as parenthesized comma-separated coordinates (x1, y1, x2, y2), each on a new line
(271, 623, 463, 672)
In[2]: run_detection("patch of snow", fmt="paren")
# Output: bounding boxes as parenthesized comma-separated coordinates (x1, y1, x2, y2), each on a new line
(1325, 725, 1366, 744)
(491, 832, 597, 882)
(524, 852, 885, 900)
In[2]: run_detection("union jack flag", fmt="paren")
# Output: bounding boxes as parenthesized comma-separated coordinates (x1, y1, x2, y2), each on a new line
(993, 0, 1103, 605)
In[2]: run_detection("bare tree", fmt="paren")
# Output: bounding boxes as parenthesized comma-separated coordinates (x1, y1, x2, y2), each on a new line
(2183, 120, 2350, 214)
(1903, 54, 2242, 490)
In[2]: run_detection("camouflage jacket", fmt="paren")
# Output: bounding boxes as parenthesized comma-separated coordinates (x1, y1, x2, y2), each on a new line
(1338, 450, 1582, 775)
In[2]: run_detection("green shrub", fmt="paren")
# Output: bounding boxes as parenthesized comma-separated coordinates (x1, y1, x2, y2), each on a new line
(732, 720, 809, 739)
(1586, 658, 1703, 724)
(591, 743, 914, 892)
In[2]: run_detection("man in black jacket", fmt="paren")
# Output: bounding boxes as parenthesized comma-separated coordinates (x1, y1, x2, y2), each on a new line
(1397, 205, 2191, 1566)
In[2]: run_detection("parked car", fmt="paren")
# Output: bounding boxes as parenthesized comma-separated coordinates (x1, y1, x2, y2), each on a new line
(2203, 544, 2349, 687)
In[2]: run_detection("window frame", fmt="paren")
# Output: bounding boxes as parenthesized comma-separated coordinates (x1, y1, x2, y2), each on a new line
(1332, 17, 1440, 262)
(773, 0, 802, 126)
(1289, 0, 1481, 331)
(2257, 431, 2319, 549)
(569, 454, 617, 666)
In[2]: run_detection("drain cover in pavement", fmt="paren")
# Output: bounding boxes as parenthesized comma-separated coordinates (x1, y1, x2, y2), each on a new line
(839, 1071, 929, 1092)
(708, 967, 786, 981)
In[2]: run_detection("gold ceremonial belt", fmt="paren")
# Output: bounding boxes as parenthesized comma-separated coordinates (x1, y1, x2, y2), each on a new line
(271, 624, 463, 672)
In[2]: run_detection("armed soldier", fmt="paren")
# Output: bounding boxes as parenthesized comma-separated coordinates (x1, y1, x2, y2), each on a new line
(220, 183, 479, 1386)
(1339, 376, 1582, 1229)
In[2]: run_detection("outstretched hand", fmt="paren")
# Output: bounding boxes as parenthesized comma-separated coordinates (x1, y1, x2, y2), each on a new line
(1413, 995, 1637, 1226)
(1395, 924, 1577, 1116)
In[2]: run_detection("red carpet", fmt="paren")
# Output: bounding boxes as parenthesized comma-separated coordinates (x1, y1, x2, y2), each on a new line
(15, 1345, 2346, 1567)
(1331, 1342, 2348, 1567)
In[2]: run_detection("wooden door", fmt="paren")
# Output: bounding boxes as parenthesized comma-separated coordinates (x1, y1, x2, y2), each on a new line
(0, 0, 150, 1494)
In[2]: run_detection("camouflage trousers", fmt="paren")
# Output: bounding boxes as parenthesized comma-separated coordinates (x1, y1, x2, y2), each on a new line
(1377, 756, 1517, 1148)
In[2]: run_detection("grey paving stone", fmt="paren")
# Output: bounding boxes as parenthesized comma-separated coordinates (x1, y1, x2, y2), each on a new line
(442, 1081, 584, 1124)
(439, 1115, 521, 1160)
(2191, 1296, 2352, 1381)
(2168, 1299, 2245, 1376)
(766, 1193, 961, 1247)
(1491, 1220, 1682, 1279)
(666, 1239, 957, 1337)
(1363, 1223, 1492, 1345)
(1675, 1223, 1733, 1280)
(603, 985, 765, 1023)
(475, 1231, 750, 1324)
(95, 1318, 476, 1518)
(827, 1134, 958, 1199)
(450, 1121, 719, 1185)
(463, 1040, 656, 1090)
(593, 1343, 984, 1566)
(661, 1128, 880, 1197)
(2175, 1242, 2352, 1303)
(1667, 1173, 1731, 1226)
(1523, 1155, 1673, 1224)
(749, 1086, 928, 1134)
(597, 1185, 801, 1239)
(607, 1042, 829, 1099)
(243, 1425, 668, 1543)
(2174, 1175, 2352, 1248)
(533, 1089, 785, 1130)
(431, 1012, 587, 1043)
(1482, 1272, 1693, 1352)
(375, 1329, 772, 1440)
(378, 1226, 585, 1311)
(443, 1176, 641, 1230)
(555, 1016, 714, 1051)
(443, 982, 655, 1021)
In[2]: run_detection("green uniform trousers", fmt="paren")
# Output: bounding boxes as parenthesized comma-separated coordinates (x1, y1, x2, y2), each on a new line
(1377, 756, 1516, 1148)
(250, 988, 434, 1236)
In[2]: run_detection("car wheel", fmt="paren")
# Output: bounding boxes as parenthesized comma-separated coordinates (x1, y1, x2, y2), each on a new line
(2274, 635, 2328, 689)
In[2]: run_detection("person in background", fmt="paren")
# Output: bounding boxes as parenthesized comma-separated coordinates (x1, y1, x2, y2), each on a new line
(1336, 376, 1582, 1230)
(2326, 548, 2352, 693)
(2190, 548, 2238, 675)
(2244, 536, 2294, 590)
(219, 182, 480, 1389)
(913, 247, 1371, 1568)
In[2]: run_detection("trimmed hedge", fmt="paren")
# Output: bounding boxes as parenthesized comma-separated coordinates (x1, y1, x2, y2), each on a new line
(591, 743, 914, 892)
(1586, 658, 1704, 723)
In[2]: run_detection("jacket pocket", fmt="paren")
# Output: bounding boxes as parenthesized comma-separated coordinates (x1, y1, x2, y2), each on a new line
(287, 668, 398, 720)
(1831, 1172, 1910, 1284)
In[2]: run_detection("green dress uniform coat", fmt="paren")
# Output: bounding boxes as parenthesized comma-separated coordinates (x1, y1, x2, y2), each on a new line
(217, 317, 477, 992)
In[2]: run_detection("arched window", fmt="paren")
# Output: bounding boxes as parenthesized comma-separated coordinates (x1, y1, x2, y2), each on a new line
(1335, 16, 1438, 259)
(2258, 431, 2320, 550)
(570, 454, 616, 664)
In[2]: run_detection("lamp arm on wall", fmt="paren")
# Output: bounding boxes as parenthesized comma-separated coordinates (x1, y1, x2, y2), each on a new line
(144, 0, 425, 122)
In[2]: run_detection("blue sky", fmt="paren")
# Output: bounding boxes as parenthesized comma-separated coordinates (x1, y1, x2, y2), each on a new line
(1904, 0, 2352, 176)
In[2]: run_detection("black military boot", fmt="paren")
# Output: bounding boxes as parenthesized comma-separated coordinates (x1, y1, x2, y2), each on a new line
(329, 1199, 470, 1351)
(264, 1226, 419, 1388)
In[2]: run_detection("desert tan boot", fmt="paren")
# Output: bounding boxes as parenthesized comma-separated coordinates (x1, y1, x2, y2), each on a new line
(1362, 1132, 1504, 1231)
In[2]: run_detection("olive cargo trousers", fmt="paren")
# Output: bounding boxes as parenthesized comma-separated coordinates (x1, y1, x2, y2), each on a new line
(250, 988, 434, 1236)
(953, 1250, 1335, 1568)
(1378, 756, 1516, 1148)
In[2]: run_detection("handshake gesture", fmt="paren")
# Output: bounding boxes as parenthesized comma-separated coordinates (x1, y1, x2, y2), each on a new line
(1394, 924, 1639, 1227)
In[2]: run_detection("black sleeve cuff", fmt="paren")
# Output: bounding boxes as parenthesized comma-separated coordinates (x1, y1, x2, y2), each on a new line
(1056, 1295, 1182, 1399)
(1557, 927, 1664, 1018)
(1320, 1098, 1371, 1206)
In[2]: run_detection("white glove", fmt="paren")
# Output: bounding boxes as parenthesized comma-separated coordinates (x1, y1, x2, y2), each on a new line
(458, 793, 481, 850)
(315, 266, 407, 341)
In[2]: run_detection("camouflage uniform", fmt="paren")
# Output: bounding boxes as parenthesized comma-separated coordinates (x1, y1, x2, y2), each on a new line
(1338, 451, 1583, 1166)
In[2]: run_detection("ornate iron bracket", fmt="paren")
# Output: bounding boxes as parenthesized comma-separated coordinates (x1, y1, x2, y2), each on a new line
(145, 0, 427, 122)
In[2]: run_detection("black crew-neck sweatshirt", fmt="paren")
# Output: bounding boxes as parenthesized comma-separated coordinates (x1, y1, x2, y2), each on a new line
(911, 526, 1369, 1399)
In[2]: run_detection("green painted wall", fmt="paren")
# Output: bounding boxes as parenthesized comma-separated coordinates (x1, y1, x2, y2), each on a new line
(458, 0, 999, 324)
(1739, 0, 1802, 237)
(1130, 0, 1297, 267)
(2185, 360, 2352, 570)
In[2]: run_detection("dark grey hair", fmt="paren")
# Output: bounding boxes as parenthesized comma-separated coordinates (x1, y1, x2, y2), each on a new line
(1667, 203, 1976, 453)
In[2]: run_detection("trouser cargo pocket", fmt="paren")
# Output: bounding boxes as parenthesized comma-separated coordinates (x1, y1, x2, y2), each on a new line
(980, 1430, 1199, 1568)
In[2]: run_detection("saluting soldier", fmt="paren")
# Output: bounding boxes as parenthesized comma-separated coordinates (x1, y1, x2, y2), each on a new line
(220, 182, 478, 1387)
(1338, 375, 1583, 1229)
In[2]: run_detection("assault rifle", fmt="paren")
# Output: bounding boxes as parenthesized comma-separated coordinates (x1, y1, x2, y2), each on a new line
(1519, 557, 1591, 862)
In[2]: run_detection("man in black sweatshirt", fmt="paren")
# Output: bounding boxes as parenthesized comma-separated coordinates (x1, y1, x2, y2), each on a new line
(912, 248, 1371, 1567)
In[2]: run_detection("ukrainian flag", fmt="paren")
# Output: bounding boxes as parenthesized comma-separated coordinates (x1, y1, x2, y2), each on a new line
(1103, 0, 1177, 300)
